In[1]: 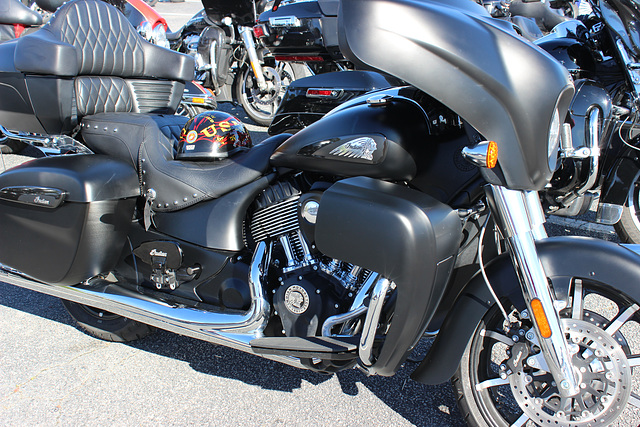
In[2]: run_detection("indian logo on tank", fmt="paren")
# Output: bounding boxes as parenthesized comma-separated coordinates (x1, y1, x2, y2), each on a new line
(329, 137, 377, 161)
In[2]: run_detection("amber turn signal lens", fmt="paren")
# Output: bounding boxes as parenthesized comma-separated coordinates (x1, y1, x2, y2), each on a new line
(530, 298, 552, 338)
(461, 141, 498, 169)
(487, 141, 498, 169)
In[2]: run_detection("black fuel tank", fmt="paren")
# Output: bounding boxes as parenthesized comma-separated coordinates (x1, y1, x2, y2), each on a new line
(270, 95, 429, 181)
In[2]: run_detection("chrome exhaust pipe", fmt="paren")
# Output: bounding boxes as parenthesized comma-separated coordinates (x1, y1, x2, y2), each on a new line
(0, 241, 306, 369)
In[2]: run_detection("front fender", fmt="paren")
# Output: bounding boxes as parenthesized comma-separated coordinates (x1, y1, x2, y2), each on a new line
(411, 236, 640, 385)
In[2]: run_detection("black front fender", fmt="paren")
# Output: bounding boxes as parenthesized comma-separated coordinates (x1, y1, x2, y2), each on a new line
(411, 236, 640, 385)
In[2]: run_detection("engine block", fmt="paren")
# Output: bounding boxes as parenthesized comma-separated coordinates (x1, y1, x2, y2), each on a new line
(248, 181, 371, 292)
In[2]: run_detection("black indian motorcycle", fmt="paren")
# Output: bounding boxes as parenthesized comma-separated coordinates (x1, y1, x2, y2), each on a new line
(2, 0, 640, 425)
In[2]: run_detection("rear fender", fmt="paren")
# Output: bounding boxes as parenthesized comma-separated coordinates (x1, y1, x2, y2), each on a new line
(411, 236, 640, 385)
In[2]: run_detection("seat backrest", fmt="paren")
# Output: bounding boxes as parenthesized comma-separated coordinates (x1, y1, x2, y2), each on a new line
(49, 0, 145, 77)
(15, 0, 194, 121)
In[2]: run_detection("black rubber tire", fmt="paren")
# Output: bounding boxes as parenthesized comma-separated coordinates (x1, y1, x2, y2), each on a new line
(0, 139, 27, 154)
(614, 168, 640, 243)
(62, 300, 154, 342)
(451, 307, 505, 427)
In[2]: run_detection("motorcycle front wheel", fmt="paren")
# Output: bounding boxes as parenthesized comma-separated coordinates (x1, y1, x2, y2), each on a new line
(453, 278, 640, 426)
(234, 62, 303, 127)
(62, 300, 154, 342)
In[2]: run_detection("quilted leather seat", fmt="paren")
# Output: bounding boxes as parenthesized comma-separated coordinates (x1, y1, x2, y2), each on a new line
(14, 0, 194, 118)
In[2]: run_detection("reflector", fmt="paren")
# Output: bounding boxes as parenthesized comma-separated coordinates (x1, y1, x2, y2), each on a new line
(530, 298, 552, 338)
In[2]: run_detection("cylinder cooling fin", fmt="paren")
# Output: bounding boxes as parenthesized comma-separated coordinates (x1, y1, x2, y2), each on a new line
(245, 179, 304, 250)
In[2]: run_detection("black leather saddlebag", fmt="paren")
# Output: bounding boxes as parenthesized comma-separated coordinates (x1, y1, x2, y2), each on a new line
(0, 155, 139, 285)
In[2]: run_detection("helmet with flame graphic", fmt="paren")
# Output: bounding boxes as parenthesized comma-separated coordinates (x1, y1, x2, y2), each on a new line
(176, 111, 252, 160)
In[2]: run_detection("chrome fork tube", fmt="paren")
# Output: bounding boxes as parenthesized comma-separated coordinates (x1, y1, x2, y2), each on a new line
(524, 190, 547, 240)
(238, 26, 268, 91)
(486, 185, 580, 396)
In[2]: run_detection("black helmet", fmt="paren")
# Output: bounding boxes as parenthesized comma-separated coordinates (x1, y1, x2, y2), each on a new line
(176, 111, 252, 160)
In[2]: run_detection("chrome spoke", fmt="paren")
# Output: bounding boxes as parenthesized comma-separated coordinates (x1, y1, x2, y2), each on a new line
(605, 304, 639, 335)
(510, 413, 529, 427)
(571, 278, 583, 320)
(628, 393, 640, 408)
(482, 330, 515, 346)
(475, 377, 510, 391)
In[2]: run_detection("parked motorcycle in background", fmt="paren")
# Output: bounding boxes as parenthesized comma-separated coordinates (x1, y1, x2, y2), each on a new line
(0, 0, 214, 155)
(256, 0, 352, 74)
(169, 0, 307, 126)
(482, 0, 576, 40)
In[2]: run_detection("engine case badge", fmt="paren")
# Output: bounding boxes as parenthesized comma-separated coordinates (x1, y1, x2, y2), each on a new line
(284, 285, 310, 314)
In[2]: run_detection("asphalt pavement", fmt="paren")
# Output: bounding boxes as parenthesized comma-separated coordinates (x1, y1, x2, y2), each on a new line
(0, 2, 637, 426)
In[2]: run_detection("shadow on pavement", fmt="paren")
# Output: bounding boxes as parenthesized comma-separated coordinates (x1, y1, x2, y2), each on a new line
(0, 282, 463, 426)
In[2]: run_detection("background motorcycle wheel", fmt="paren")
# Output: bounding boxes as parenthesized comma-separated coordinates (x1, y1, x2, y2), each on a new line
(453, 279, 640, 426)
(614, 169, 640, 243)
(62, 300, 154, 342)
(234, 62, 304, 126)
(0, 139, 27, 154)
